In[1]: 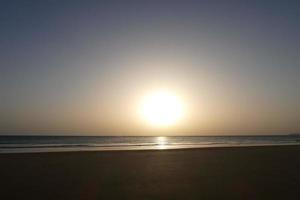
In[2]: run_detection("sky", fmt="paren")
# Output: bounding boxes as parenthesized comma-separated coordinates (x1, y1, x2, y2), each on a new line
(1, 0, 300, 136)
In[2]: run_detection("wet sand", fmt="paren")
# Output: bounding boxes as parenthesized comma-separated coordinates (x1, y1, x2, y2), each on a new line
(1, 145, 300, 200)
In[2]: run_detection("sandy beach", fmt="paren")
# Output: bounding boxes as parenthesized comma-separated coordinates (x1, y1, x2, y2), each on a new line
(1, 145, 300, 200)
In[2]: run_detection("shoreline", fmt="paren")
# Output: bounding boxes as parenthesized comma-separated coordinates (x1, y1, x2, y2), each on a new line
(1, 142, 300, 154)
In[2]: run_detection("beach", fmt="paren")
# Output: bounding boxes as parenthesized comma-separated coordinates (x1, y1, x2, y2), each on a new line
(1, 145, 300, 200)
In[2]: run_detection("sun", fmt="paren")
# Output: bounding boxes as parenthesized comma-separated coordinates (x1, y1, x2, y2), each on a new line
(140, 90, 185, 127)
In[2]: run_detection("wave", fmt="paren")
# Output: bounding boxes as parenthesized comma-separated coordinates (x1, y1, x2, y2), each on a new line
(0, 142, 230, 149)
(1, 135, 300, 153)
(1, 141, 298, 149)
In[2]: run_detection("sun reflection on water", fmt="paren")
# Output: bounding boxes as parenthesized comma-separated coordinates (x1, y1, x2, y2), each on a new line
(156, 136, 168, 149)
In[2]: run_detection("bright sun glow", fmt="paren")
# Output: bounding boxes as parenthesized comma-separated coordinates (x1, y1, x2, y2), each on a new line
(140, 90, 185, 127)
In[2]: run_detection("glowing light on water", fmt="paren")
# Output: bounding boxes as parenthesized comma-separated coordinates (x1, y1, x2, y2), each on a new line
(156, 136, 168, 149)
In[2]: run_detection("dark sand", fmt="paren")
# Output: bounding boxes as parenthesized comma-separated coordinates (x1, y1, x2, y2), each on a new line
(1, 146, 300, 200)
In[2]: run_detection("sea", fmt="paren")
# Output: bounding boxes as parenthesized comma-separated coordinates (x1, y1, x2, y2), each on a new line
(0, 135, 300, 153)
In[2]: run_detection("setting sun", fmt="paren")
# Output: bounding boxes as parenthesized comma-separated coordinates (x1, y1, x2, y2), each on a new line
(140, 90, 185, 127)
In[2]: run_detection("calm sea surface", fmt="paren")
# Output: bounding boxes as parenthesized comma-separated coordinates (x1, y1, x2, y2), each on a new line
(0, 135, 300, 153)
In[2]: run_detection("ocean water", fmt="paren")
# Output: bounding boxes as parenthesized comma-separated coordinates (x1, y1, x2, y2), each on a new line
(0, 135, 300, 153)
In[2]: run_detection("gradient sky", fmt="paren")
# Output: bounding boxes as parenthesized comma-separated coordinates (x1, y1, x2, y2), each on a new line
(1, 0, 300, 135)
